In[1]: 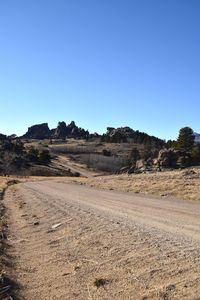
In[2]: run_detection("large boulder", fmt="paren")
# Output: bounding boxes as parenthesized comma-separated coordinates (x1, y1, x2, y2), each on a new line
(158, 149, 177, 168)
(23, 123, 51, 139)
(158, 148, 192, 168)
(117, 166, 130, 174)
(105, 127, 135, 143)
(135, 159, 146, 169)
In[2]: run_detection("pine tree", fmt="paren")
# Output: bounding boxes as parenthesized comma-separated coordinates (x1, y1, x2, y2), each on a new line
(176, 127, 195, 151)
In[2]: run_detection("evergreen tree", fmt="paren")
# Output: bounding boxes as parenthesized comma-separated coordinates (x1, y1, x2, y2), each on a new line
(39, 150, 51, 165)
(129, 147, 141, 164)
(27, 147, 39, 162)
(192, 144, 200, 164)
(176, 127, 195, 151)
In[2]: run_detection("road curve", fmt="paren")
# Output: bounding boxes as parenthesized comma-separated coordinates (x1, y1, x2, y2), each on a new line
(5, 180, 200, 299)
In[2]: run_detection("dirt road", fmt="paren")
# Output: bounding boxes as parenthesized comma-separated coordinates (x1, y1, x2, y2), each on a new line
(4, 181, 200, 299)
(51, 155, 101, 177)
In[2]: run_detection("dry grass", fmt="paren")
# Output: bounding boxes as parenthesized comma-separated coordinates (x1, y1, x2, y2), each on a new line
(48, 139, 144, 156)
(0, 178, 8, 193)
(1, 167, 199, 203)
(0, 176, 22, 299)
(0, 178, 9, 299)
(64, 167, 200, 202)
(13, 167, 200, 202)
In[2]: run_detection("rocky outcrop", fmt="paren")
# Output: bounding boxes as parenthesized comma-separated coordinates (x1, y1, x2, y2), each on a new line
(53, 121, 68, 139)
(117, 148, 192, 175)
(0, 133, 7, 140)
(158, 148, 192, 168)
(52, 121, 89, 140)
(157, 149, 177, 168)
(117, 166, 130, 174)
(102, 126, 165, 147)
(22, 121, 89, 140)
(66, 121, 89, 139)
(135, 159, 146, 170)
(105, 127, 135, 143)
(23, 123, 51, 139)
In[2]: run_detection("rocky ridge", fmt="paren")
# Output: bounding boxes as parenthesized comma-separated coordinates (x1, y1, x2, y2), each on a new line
(22, 121, 89, 140)
(102, 126, 165, 148)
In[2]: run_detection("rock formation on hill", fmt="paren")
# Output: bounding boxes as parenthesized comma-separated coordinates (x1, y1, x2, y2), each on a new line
(53, 121, 68, 139)
(52, 121, 89, 140)
(23, 123, 51, 139)
(23, 121, 89, 140)
(105, 127, 135, 143)
(0, 133, 7, 140)
(102, 126, 165, 148)
(117, 148, 192, 174)
(158, 148, 192, 168)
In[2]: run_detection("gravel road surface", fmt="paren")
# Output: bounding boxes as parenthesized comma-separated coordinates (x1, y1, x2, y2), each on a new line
(4, 181, 200, 299)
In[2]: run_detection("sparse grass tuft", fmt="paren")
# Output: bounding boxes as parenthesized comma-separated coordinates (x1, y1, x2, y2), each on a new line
(94, 278, 109, 288)
(19, 201, 26, 209)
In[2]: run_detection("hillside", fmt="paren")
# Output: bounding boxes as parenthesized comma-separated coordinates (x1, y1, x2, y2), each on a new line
(1, 122, 200, 176)
(0, 121, 167, 175)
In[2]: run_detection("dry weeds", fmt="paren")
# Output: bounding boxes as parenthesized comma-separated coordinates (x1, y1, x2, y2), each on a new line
(0, 178, 9, 299)
(65, 167, 200, 201)
(0, 177, 22, 299)
(2, 166, 200, 203)
(0, 178, 8, 193)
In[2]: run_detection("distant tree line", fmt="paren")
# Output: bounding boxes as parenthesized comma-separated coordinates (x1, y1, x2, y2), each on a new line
(101, 129, 166, 148)
(127, 126, 200, 166)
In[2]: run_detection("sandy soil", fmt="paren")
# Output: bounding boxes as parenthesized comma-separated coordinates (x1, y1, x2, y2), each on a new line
(4, 181, 200, 299)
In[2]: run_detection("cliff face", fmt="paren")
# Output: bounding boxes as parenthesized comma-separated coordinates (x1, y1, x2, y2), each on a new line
(23, 123, 51, 139)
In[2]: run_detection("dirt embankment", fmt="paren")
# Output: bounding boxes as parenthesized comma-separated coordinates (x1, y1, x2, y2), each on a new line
(0, 178, 21, 299)
(4, 181, 200, 299)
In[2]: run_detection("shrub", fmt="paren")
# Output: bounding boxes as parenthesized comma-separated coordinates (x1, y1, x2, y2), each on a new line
(38, 150, 51, 165)
(192, 145, 200, 164)
(129, 147, 140, 164)
(102, 149, 111, 156)
(27, 147, 39, 162)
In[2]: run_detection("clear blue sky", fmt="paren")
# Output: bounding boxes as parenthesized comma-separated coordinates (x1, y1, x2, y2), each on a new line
(0, 0, 200, 140)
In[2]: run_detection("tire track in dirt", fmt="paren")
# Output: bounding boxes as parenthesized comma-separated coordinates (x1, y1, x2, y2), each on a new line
(4, 181, 200, 299)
